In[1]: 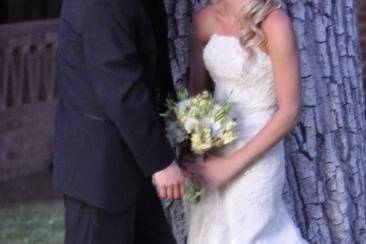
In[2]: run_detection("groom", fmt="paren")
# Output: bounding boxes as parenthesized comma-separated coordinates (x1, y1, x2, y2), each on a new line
(53, 0, 184, 243)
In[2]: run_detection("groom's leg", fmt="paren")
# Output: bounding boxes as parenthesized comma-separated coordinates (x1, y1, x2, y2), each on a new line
(64, 195, 135, 244)
(134, 180, 176, 244)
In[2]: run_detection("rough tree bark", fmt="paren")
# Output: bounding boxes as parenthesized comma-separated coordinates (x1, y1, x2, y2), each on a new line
(163, 1, 366, 244)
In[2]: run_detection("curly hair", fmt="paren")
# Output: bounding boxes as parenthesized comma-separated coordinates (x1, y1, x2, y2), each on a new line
(238, 0, 282, 54)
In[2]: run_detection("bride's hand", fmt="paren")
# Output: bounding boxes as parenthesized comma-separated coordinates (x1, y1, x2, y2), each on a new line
(198, 155, 238, 189)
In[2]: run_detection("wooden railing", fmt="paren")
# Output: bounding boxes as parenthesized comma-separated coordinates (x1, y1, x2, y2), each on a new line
(0, 19, 59, 111)
(0, 19, 59, 182)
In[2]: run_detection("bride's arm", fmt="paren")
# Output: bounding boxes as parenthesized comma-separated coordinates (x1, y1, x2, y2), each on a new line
(188, 9, 212, 95)
(201, 10, 301, 188)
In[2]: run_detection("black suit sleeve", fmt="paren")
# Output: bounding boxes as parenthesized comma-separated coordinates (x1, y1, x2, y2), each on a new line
(81, 1, 175, 176)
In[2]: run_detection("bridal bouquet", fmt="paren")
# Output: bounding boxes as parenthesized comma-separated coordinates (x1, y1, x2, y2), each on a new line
(161, 88, 238, 202)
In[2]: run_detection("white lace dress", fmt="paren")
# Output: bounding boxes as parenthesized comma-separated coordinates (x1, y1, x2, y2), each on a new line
(186, 34, 308, 244)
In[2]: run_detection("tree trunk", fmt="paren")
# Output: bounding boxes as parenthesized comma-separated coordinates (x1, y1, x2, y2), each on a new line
(163, 0, 366, 243)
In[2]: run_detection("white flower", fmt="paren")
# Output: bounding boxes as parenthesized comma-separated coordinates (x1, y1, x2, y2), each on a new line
(182, 117, 199, 134)
(211, 121, 224, 138)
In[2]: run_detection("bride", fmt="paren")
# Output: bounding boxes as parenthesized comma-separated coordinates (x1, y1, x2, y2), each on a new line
(184, 0, 308, 243)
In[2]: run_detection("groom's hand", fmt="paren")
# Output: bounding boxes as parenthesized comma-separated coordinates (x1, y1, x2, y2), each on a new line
(152, 162, 185, 200)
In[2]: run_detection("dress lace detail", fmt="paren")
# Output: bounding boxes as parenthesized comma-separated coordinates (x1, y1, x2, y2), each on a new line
(185, 34, 308, 244)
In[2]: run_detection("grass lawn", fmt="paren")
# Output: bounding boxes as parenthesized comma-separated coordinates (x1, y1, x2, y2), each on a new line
(0, 200, 64, 244)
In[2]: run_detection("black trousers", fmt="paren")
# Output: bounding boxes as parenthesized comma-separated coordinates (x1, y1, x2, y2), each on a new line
(64, 180, 176, 244)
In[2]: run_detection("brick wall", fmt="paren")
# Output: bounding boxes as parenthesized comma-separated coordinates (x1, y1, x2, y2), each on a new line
(360, 1, 366, 78)
(0, 20, 58, 183)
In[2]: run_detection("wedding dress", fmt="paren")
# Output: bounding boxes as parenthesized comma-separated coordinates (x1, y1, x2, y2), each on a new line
(186, 34, 308, 244)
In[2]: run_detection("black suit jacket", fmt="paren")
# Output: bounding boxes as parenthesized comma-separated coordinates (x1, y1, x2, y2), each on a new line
(53, 0, 176, 213)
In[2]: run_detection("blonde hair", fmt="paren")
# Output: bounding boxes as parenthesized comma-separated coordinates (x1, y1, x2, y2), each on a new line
(238, 0, 282, 54)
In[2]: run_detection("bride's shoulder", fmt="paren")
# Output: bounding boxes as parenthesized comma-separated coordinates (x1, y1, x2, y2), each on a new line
(192, 5, 218, 42)
(261, 9, 292, 36)
(261, 9, 297, 56)
(194, 4, 215, 21)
